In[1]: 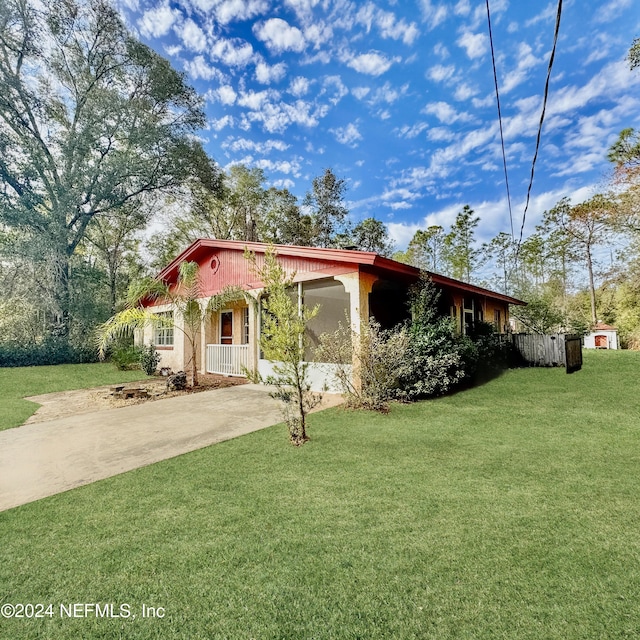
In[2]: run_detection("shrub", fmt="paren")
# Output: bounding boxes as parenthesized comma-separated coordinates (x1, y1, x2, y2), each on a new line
(394, 277, 472, 400)
(317, 318, 408, 412)
(110, 345, 142, 371)
(0, 337, 99, 367)
(396, 317, 472, 400)
(139, 343, 161, 376)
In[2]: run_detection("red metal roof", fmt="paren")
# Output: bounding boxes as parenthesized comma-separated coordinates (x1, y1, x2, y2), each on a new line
(593, 323, 617, 331)
(153, 238, 526, 306)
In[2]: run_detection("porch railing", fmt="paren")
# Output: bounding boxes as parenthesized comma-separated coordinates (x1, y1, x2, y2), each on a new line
(206, 344, 249, 377)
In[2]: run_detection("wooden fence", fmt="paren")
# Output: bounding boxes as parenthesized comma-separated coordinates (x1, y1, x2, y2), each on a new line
(510, 333, 582, 373)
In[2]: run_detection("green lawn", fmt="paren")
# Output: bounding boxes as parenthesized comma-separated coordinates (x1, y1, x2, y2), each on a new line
(1, 351, 639, 639)
(0, 363, 148, 431)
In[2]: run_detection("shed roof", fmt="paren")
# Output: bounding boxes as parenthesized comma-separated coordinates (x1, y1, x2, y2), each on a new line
(593, 323, 617, 331)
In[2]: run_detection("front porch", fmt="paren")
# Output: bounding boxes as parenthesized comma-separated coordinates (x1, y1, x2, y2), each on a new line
(206, 344, 249, 376)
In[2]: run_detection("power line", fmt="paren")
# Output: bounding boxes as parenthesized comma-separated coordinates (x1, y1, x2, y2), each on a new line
(485, 0, 514, 241)
(517, 0, 563, 252)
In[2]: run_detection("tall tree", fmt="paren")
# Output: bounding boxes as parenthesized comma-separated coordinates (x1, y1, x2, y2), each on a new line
(350, 218, 394, 256)
(404, 226, 447, 272)
(443, 205, 482, 282)
(484, 231, 516, 294)
(83, 201, 148, 314)
(546, 195, 614, 325)
(261, 186, 313, 246)
(303, 168, 349, 247)
(227, 165, 266, 242)
(0, 0, 207, 337)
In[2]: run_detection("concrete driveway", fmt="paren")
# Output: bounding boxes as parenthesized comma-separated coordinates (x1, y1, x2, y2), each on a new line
(0, 384, 341, 512)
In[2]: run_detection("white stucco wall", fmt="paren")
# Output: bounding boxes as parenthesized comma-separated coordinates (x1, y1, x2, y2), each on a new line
(258, 359, 350, 393)
(584, 330, 618, 349)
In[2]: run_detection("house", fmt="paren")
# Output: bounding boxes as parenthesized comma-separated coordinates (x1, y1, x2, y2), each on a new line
(584, 323, 619, 350)
(141, 239, 525, 390)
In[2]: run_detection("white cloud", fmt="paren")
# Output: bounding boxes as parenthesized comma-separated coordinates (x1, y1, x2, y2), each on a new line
(331, 122, 363, 146)
(357, 4, 420, 45)
(454, 0, 471, 16)
(501, 43, 540, 94)
(454, 83, 478, 101)
(457, 31, 488, 60)
(321, 76, 349, 105)
(209, 38, 255, 67)
(255, 61, 288, 84)
(525, 4, 558, 27)
(418, 0, 448, 29)
(138, 2, 181, 38)
(210, 115, 234, 131)
(184, 55, 223, 81)
(347, 52, 397, 76)
(423, 101, 472, 123)
(396, 122, 428, 139)
(242, 98, 322, 133)
(255, 158, 303, 176)
(593, 0, 632, 23)
(253, 18, 306, 54)
(433, 43, 450, 59)
(215, 0, 270, 24)
(303, 22, 333, 50)
(427, 127, 456, 142)
(352, 87, 371, 100)
(427, 64, 456, 83)
(237, 89, 273, 111)
(223, 138, 290, 154)
(215, 85, 237, 105)
(176, 18, 207, 52)
(289, 76, 311, 96)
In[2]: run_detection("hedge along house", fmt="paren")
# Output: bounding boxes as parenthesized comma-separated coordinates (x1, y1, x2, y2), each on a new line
(141, 239, 525, 390)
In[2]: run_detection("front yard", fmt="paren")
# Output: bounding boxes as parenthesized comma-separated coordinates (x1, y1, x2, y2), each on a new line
(0, 363, 147, 431)
(1, 351, 639, 638)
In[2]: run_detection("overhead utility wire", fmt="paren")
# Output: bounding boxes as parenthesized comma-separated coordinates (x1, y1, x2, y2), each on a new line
(485, 0, 514, 241)
(517, 0, 563, 253)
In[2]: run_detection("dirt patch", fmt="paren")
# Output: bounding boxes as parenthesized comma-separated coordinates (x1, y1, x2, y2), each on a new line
(24, 374, 248, 424)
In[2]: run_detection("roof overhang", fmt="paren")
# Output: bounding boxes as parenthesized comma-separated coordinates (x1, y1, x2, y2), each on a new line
(155, 239, 526, 306)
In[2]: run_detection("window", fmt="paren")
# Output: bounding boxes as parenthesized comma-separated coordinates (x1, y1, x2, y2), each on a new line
(154, 311, 174, 346)
(220, 311, 233, 345)
(242, 307, 249, 344)
(494, 309, 502, 332)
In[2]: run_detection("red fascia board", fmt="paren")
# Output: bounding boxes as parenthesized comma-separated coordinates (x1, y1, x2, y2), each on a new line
(156, 239, 379, 279)
(155, 238, 526, 306)
(427, 272, 526, 306)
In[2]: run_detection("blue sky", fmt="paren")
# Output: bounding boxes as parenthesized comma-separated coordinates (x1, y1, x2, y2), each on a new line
(115, 0, 640, 248)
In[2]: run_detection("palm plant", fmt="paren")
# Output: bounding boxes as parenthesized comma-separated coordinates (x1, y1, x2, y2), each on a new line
(98, 261, 242, 387)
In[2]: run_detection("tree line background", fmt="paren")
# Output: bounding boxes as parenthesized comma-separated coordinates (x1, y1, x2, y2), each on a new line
(1, 0, 639, 365)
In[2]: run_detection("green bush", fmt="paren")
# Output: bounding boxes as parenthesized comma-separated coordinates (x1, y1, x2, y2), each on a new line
(139, 343, 161, 376)
(110, 345, 142, 371)
(0, 337, 99, 367)
(396, 317, 472, 400)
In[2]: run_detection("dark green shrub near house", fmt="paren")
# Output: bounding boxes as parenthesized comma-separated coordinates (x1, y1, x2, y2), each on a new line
(139, 343, 161, 376)
(109, 344, 143, 371)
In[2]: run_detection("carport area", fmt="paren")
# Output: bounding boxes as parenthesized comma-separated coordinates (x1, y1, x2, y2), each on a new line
(0, 384, 341, 512)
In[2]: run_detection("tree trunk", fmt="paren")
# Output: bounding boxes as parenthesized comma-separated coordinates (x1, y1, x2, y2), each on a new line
(52, 250, 71, 339)
(586, 247, 598, 325)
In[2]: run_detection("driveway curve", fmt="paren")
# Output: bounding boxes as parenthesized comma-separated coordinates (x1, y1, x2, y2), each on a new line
(0, 384, 341, 512)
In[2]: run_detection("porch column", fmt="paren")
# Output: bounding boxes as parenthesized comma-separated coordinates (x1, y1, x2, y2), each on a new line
(334, 271, 378, 391)
(245, 290, 262, 374)
(334, 271, 378, 334)
(200, 301, 207, 374)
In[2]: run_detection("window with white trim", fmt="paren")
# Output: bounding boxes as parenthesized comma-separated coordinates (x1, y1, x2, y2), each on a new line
(242, 307, 249, 344)
(154, 311, 174, 346)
